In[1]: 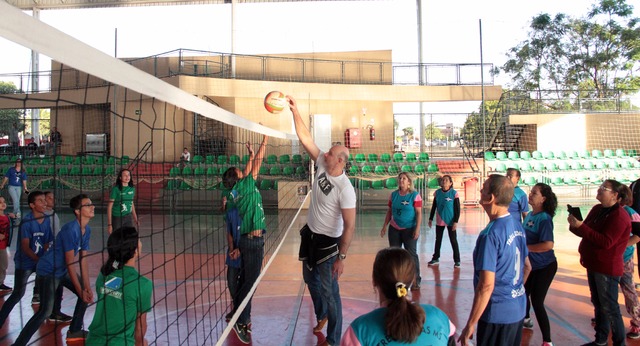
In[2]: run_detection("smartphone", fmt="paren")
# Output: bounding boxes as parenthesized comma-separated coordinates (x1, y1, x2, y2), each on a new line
(567, 204, 583, 221)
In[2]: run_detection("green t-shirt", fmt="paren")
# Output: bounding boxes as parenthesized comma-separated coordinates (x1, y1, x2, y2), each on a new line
(110, 186, 135, 217)
(86, 266, 153, 346)
(233, 175, 266, 234)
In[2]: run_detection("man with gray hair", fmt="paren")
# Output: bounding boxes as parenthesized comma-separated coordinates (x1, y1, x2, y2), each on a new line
(459, 174, 531, 346)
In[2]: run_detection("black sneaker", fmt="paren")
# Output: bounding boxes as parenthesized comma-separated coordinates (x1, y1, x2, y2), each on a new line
(427, 259, 439, 266)
(31, 293, 40, 305)
(0, 284, 12, 292)
(66, 329, 89, 341)
(48, 312, 72, 324)
(233, 323, 250, 344)
(454, 262, 461, 268)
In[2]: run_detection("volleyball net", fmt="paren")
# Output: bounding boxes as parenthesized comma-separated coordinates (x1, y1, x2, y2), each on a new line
(0, 2, 311, 345)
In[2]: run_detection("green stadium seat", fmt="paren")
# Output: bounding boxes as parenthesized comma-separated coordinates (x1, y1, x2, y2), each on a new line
(178, 181, 192, 190)
(69, 166, 81, 175)
(367, 153, 378, 163)
(401, 165, 412, 173)
(206, 155, 215, 164)
(532, 151, 544, 160)
(427, 163, 439, 173)
(192, 155, 204, 164)
(578, 150, 591, 159)
(522, 176, 537, 186)
(194, 167, 206, 175)
(554, 151, 567, 160)
(564, 176, 578, 185)
(182, 167, 193, 175)
(105, 166, 116, 175)
(419, 152, 429, 162)
(166, 180, 180, 190)
(371, 180, 385, 190)
(615, 149, 628, 157)
(557, 162, 570, 171)
(589, 174, 603, 185)
(583, 161, 595, 170)
(217, 155, 228, 165)
(494, 163, 507, 173)
(414, 177, 425, 189)
(121, 156, 130, 165)
(229, 155, 240, 165)
(385, 178, 398, 190)
(357, 179, 371, 190)
(259, 179, 274, 190)
(544, 151, 555, 160)
(259, 166, 269, 175)
(570, 161, 582, 170)
(292, 154, 303, 164)
(594, 161, 606, 170)
(546, 162, 558, 171)
(414, 164, 426, 175)
(374, 165, 386, 175)
(532, 162, 545, 172)
(592, 149, 603, 159)
(348, 165, 358, 176)
(269, 166, 282, 175)
(81, 166, 93, 175)
(295, 166, 306, 177)
(508, 151, 520, 160)
(169, 167, 181, 177)
(41, 179, 53, 190)
(405, 153, 417, 163)
(428, 178, 440, 189)
(603, 149, 614, 158)
(628, 149, 638, 157)
(484, 152, 496, 161)
(282, 166, 295, 176)
(608, 161, 620, 170)
(355, 154, 366, 163)
(393, 153, 404, 162)
(278, 155, 290, 164)
(519, 162, 532, 172)
(388, 166, 400, 175)
(361, 165, 373, 176)
(206, 167, 218, 176)
(566, 150, 579, 159)
(496, 151, 508, 161)
(519, 151, 532, 160)
(550, 176, 564, 185)
(380, 153, 391, 163)
(25, 167, 35, 175)
(241, 154, 250, 164)
(349, 177, 356, 187)
(619, 160, 634, 170)
(94, 156, 104, 165)
(47, 166, 55, 175)
(107, 156, 116, 165)
(507, 163, 519, 170)
(93, 166, 103, 175)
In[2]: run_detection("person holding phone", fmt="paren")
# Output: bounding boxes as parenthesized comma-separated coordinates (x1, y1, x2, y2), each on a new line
(568, 180, 631, 346)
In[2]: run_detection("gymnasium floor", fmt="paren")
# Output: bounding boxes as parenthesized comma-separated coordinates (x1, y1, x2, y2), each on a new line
(1, 203, 640, 345)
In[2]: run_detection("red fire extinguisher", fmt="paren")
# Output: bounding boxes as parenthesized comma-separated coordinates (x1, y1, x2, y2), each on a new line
(369, 127, 375, 140)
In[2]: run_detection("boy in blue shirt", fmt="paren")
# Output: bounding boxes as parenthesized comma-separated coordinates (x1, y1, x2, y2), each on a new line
(13, 194, 95, 345)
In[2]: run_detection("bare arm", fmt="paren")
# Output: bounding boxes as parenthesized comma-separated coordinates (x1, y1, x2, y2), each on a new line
(523, 256, 532, 284)
(527, 241, 554, 253)
(333, 208, 356, 280)
(242, 141, 255, 178)
(131, 202, 138, 225)
(380, 206, 392, 237)
(629, 235, 640, 247)
(66, 249, 93, 303)
(250, 136, 269, 180)
(106, 200, 114, 234)
(0, 177, 7, 188)
(458, 270, 495, 345)
(287, 96, 320, 161)
(134, 312, 149, 346)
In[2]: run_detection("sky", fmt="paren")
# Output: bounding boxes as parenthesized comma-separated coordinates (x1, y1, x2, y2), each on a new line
(0, 0, 635, 129)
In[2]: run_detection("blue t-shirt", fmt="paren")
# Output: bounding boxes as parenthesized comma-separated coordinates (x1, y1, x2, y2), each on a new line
(14, 212, 53, 270)
(623, 206, 640, 262)
(390, 190, 421, 229)
(434, 188, 457, 226)
(522, 211, 556, 270)
(473, 214, 528, 324)
(508, 186, 528, 222)
(37, 220, 91, 278)
(345, 304, 452, 346)
(4, 167, 27, 187)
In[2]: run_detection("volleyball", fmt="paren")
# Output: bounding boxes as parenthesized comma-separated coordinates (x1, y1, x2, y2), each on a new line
(264, 91, 287, 114)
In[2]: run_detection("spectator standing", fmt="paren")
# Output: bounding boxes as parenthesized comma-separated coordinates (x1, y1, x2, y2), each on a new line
(0, 196, 14, 293)
(107, 168, 138, 234)
(506, 168, 528, 222)
(427, 174, 461, 268)
(0, 158, 29, 218)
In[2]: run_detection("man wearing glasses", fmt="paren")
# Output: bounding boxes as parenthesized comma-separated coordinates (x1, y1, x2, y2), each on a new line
(13, 194, 95, 345)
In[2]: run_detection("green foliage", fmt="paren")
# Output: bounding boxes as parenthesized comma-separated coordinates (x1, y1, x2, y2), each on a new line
(0, 82, 25, 137)
(401, 127, 414, 137)
(424, 122, 444, 141)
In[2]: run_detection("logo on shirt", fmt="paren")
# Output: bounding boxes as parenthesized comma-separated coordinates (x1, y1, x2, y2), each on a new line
(445, 197, 453, 202)
(401, 200, 410, 206)
(317, 172, 333, 196)
(101, 276, 123, 299)
(526, 220, 534, 227)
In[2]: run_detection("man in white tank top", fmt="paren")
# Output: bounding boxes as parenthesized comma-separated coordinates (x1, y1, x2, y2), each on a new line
(288, 96, 357, 346)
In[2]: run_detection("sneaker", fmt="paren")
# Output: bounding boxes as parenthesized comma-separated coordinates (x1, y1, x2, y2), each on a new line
(523, 317, 534, 329)
(427, 259, 439, 266)
(627, 326, 640, 339)
(0, 284, 12, 292)
(454, 262, 461, 268)
(542, 343, 554, 346)
(313, 316, 328, 332)
(580, 342, 606, 346)
(31, 293, 40, 305)
(66, 329, 89, 341)
(48, 312, 72, 324)
(233, 323, 250, 344)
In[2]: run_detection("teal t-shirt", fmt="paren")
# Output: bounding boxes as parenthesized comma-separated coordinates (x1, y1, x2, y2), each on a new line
(110, 185, 135, 217)
(232, 175, 266, 234)
(86, 266, 153, 345)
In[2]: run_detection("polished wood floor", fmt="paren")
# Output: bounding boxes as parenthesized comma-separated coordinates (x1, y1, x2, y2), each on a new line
(1, 205, 640, 345)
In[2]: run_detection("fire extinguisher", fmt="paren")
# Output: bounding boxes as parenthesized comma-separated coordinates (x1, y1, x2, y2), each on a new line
(369, 127, 375, 140)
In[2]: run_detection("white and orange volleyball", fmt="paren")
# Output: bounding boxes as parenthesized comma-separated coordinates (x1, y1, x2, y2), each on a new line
(264, 91, 287, 114)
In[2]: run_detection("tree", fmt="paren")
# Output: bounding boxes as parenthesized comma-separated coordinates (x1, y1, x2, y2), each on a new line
(424, 122, 444, 141)
(401, 127, 414, 137)
(499, 0, 640, 98)
(0, 81, 25, 137)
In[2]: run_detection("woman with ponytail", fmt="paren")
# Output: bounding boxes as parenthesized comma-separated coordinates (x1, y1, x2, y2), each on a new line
(86, 227, 153, 346)
(341, 247, 455, 345)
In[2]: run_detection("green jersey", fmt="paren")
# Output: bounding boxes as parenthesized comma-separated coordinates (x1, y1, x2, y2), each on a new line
(110, 186, 135, 217)
(86, 266, 153, 345)
(232, 175, 266, 234)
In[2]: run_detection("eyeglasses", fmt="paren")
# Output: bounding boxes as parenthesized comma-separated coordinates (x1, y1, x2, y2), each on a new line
(79, 203, 94, 208)
(598, 185, 613, 192)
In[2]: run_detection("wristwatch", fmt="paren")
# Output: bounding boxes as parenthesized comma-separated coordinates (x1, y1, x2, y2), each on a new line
(339, 253, 347, 260)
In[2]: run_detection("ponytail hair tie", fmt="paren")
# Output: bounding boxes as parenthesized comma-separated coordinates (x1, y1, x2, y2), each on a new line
(112, 260, 119, 269)
(395, 282, 407, 298)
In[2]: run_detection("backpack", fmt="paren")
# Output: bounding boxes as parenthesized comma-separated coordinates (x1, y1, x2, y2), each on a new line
(631, 179, 640, 214)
